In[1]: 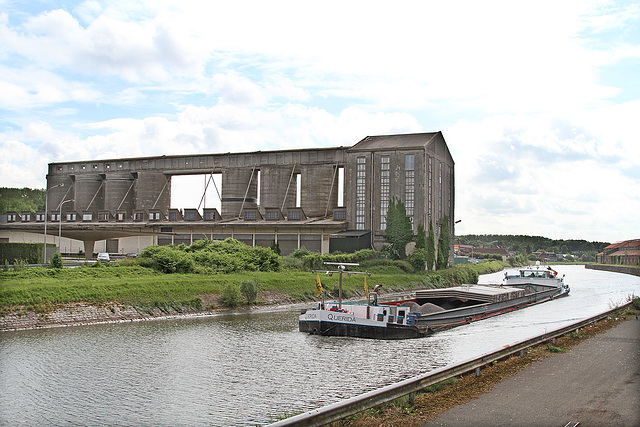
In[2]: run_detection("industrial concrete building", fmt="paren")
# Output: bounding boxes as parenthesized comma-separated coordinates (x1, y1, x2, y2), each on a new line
(1, 132, 455, 260)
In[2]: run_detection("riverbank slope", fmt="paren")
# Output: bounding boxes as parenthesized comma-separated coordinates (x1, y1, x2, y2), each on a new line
(1, 261, 507, 332)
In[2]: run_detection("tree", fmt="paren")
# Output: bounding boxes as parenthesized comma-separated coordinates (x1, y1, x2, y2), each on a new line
(219, 283, 241, 308)
(49, 252, 63, 269)
(0, 187, 45, 214)
(240, 280, 259, 304)
(427, 221, 436, 271)
(384, 198, 413, 260)
(436, 216, 450, 270)
(415, 224, 427, 250)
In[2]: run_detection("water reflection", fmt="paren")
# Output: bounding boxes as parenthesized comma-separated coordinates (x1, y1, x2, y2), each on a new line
(1, 265, 638, 426)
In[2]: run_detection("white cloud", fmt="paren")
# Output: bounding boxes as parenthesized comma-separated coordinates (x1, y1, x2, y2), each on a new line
(0, 66, 101, 109)
(446, 111, 640, 242)
(1, 0, 639, 243)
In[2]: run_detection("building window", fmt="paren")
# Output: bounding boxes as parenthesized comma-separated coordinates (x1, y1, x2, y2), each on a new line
(149, 212, 160, 221)
(380, 155, 390, 230)
(428, 157, 433, 220)
(8, 214, 16, 222)
(448, 166, 453, 220)
(21, 214, 30, 221)
(98, 212, 108, 221)
(405, 154, 415, 229)
(405, 154, 415, 171)
(116, 213, 125, 222)
(66, 213, 76, 221)
(82, 213, 93, 221)
(185, 211, 197, 221)
(244, 210, 257, 220)
(288, 210, 301, 220)
(169, 211, 179, 221)
(134, 212, 144, 221)
(439, 162, 443, 220)
(356, 156, 366, 230)
(334, 209, 347, 220)
(36, 213, 45, 221)
(265, 210, 279, 220)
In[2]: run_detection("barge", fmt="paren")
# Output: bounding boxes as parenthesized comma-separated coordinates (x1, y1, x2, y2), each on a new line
(299, 263, 569, 340)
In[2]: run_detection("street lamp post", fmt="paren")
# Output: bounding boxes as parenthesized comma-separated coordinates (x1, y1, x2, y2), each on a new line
(59, 199, 74, 255)
(43, 183, 64, 264)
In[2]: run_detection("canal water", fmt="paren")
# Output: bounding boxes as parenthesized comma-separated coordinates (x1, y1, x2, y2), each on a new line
(1, 265, 639, 426)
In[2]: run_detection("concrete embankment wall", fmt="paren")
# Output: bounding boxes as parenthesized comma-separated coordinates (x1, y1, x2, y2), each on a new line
(586, 264, 640, 277)
(0, 303, 206, 332)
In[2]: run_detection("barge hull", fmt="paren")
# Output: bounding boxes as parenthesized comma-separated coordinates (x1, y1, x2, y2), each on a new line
(299, 319, 426, 339)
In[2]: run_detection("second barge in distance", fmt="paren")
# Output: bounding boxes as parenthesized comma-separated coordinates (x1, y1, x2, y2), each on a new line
(299, 263, 570, 340)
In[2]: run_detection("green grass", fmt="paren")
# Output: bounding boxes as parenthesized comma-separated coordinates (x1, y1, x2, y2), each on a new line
(0, 260, 507, 313)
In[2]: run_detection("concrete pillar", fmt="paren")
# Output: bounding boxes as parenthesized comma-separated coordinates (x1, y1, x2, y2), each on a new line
(83, 239, 95, 259)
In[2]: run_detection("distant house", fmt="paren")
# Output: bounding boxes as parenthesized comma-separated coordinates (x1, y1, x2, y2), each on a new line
(597, 239, 640, 266)
(474, 246, 510, 260)
(536, 251, 560, 262)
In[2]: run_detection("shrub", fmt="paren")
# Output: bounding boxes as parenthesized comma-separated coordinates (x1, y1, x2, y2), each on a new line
(393, 260, 415, 274)
(298, 249, 381, 271)
(290, 247, 312, 258)
(546, 344, 567, 353)
(280, 256, 304, 270)
(49, 252, 63, 269)
(219, 283, 241, 308)
(437, 264, 480, 285)
(186, 238, 280, 272)
(240, 280, 259, 304)
(409, 249, 427, 272)
(138, 246, 195, 273)
(0, 242, 48, 265)
(360, 258, 410, 274)
(302, 253, 324, 270)
(269, 241, 281, 255)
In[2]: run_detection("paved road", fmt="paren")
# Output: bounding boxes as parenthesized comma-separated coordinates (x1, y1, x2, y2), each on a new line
(424, 318, 640, 427)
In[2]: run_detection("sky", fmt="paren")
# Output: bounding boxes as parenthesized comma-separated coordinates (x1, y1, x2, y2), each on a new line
(1, 0, 639, 243)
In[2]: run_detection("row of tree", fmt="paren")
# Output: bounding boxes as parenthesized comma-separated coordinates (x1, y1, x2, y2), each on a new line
(0, 187, 45, 215)
(456, 234, 609, 257)
(384, 198, 450, 271)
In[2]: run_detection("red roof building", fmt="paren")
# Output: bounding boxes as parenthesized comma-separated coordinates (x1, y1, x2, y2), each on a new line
(597, 239, 640, 266)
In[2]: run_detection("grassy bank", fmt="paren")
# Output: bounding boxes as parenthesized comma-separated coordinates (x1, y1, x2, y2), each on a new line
(0, 261, 508, 315)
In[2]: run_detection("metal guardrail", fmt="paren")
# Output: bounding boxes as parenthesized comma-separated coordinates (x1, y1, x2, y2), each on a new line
(269, 303, 631, 427)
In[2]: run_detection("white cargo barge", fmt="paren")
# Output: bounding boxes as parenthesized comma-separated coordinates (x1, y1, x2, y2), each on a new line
(299, 263, 569, 340)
